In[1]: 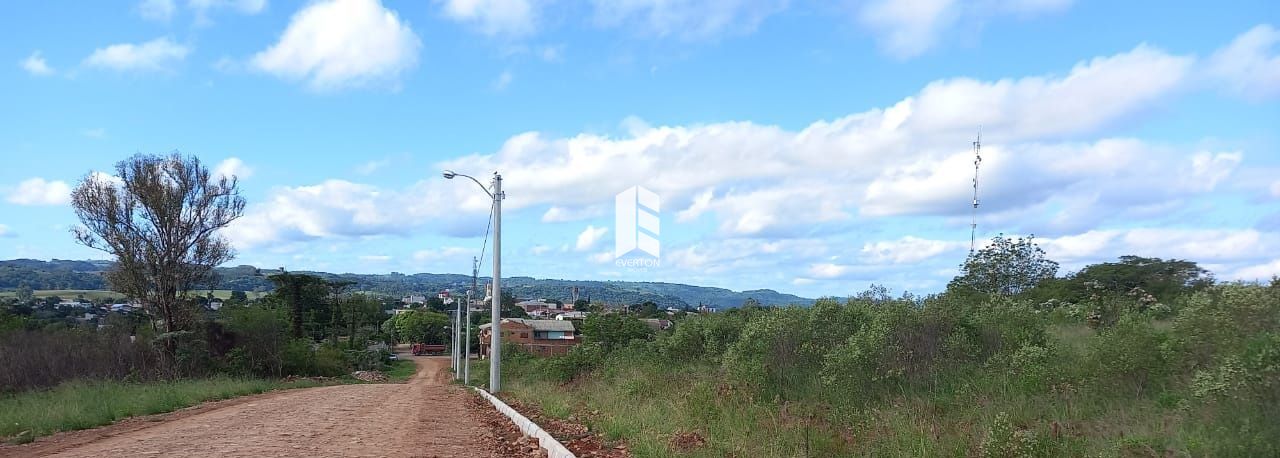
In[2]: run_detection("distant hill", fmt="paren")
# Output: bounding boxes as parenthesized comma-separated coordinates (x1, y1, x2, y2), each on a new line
(0, 259, 814, 308)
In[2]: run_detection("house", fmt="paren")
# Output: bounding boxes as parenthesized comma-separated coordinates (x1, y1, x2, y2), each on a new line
(556, 311, 588, 322)
(478, 318, 579, 357)
(641, 318, 673, 331)
(401, 295, 426, 305)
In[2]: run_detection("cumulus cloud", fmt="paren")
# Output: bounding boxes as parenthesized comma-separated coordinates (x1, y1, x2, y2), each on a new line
(252, 0, 421, 90)
(575, 225, 608, 251)
(861, 236, 965, 264)
(0, 224, 12, 237)
(84, 38, 190, 72)
(1206, 24, 1280, 100)
(214, 157, 253, 180)
(217, 28, 1270, 294)
(441, 0, 538, 36)
(20, 51, 55, 76)
(857, 0, 1073, 59)
(7, 178, 72, 206)
(590, 0, 787, 40)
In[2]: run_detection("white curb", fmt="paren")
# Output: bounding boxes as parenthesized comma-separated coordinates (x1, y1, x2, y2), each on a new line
(472, 387, 576, 458)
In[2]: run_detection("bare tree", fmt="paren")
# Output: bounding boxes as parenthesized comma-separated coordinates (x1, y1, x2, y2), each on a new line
(71, 153, 246, 335)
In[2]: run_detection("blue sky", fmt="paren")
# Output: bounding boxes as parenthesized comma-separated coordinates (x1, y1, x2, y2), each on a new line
(2, 0, 1278, 298)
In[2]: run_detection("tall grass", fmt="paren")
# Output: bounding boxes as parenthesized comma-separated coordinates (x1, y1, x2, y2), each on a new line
(486, 284, 1280, 457)
(0, 377, 324, 442)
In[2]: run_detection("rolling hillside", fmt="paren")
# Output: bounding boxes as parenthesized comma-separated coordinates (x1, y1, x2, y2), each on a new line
(0, 259, 813, 308)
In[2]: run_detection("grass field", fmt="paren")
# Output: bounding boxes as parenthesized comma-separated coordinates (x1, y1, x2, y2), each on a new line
(0, 376, 329, 443)
(0, 290, 267, 301)
(385, 360, 417, 382)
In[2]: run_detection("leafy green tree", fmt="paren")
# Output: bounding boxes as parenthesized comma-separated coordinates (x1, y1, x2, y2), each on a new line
(581, 313, 653, 352)
(948, 234, 1058, 298)
(268, 272, 327, 339)
(391, 309, 449, 344)
(16, 283, 34, 304)
(228, 290, 249, 305)
(1070, 256, 1212, 301)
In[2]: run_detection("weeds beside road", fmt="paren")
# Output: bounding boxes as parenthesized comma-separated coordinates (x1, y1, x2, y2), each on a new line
(0, 377, 330, 444)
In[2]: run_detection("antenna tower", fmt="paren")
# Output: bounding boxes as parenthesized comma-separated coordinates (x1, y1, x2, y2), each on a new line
(969, 131, 982, 254)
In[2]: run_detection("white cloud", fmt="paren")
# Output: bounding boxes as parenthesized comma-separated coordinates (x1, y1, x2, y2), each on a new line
(7, 178, 72, 206)
(1271, 181, 1280, 198)
(224, 179, 491, 249)
(857, 0, 1072, 59)
(359, 254, 392, 262)
(221, 29, 1260, 285)
(530, 244, 551, 255)
(0, 224, 12, 238)
(1206, 24, 1280, 100)
(251, 0, 421, 90)
(676, 188, 714, 222)
(590, 0, 787, 40)
(575, 225, 608, 251)
(492, 70, 513, 90)
(541, 205, 604, 222)
(20, 51, 55, 76)
(214, 157, 253, 180)
(1229, 259, 1280, 281)
(84, 37, 190, 72)
(81, 128, 107, 139)
(425, 40, 1199, 238)
(861, 236, 964, 264)
(138, 0, 177, 21)
(441, 0, 538, 36)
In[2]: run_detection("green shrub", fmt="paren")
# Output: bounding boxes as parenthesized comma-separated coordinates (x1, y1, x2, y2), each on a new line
(1087, 315, 1168, 393)
(1010, 343, 1054, 392)
(980, 412, 1047, 458)
(1192, 332, 1280, 404)
(313, 345, 349, 376)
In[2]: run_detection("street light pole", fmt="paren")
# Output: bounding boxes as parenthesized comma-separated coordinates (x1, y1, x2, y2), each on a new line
(489, 172, 503, 393)
(464, 289, 471, 384)
(457, 290, 466, 379)
(442, 169, 503, 393)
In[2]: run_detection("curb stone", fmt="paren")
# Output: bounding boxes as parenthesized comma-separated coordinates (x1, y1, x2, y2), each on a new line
(472, 388, 576, 458)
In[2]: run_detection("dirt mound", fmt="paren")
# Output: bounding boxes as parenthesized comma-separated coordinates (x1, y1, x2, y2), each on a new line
(350, 370, 388, 382)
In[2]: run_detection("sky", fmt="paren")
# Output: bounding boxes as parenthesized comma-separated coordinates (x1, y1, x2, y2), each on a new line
(2, 0, 1278, 299)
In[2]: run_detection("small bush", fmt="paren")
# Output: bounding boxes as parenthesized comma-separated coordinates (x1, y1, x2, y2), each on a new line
(1086, 315, 1168, 394)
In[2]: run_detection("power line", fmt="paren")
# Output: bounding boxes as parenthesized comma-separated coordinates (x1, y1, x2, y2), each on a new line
(476, 201, 495, 271)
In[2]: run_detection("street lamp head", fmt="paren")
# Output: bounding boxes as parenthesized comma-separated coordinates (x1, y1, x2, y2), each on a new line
(442, 170, 457, 179)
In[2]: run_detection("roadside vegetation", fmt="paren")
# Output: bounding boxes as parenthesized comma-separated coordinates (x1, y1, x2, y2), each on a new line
(486, 238, 1280, 457)
(0, 376, 329, 444)
(0, 153, 422, 443)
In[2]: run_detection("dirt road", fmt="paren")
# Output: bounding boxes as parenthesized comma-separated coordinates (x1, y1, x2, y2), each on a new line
(18, 356, 503, 457)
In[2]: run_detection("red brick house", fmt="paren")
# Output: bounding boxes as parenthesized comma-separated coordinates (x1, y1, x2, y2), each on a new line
(478, 318, 579, 357)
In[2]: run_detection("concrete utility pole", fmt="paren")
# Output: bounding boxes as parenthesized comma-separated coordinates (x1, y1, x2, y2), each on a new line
(455, 292, 465, 378)
(442, 170, 503, 393)
(489, 172, 503, 393)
